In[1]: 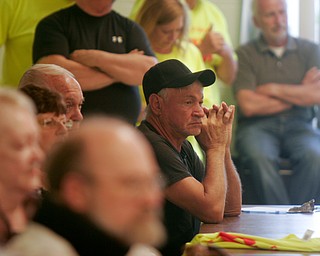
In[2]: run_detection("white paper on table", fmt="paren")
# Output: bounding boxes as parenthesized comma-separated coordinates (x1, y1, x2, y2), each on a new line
(241, 206, 290, 214)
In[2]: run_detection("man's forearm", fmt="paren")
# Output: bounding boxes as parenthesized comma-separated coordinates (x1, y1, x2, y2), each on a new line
(72, 49, 157, 85)
(223, 150, 242, 216)
(200, 148, 228, 222)
(267, 83, 320, 106)
(96, 52, 157, 85)
(37, 55, 115, 91)
(216, 46, 237, 85)
(237, 90, 292, 117)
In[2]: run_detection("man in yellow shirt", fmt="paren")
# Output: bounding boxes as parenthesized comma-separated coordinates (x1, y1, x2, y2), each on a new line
(0, 0, 74, 87)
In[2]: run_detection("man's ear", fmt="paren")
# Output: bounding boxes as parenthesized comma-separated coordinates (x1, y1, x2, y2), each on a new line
(149, 94, 162, 115)
(253, 16, 260, 29)
(60, 173, 90, 213)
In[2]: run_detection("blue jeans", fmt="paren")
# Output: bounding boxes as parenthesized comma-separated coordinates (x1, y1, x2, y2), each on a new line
(236, 115, 320, 204)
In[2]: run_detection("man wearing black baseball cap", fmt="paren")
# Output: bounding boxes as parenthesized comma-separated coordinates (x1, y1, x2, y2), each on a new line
(138, 59, 242, 256)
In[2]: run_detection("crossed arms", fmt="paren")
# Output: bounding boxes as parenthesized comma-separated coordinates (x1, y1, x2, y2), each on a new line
(37, 49, 157, 91)
(237, 67, 320, 117)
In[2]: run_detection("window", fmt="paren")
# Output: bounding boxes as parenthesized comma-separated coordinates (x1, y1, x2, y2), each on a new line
(287, 0, 299, 37)
(315, 0, 320, 43)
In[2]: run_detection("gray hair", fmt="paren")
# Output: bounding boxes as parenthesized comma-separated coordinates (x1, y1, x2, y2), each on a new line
(145, 88, 169, 117)
(157, 88, 169, 100)
(19, 64, 75, 88)
(252, 0, 287, 18)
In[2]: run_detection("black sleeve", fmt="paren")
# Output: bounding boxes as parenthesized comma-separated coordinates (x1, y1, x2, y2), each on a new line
(153, 141, 192, 187)
(33, 14, 70, 63)
(125, 20, 155, 57)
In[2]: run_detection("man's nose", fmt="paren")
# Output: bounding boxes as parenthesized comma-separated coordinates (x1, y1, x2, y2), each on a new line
(67, 108, 83, 124)
(193, 105, 205, 117)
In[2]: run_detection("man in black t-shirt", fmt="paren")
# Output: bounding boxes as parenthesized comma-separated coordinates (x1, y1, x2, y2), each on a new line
(33, 0, 157, 125)
(138, 59, 242, 256)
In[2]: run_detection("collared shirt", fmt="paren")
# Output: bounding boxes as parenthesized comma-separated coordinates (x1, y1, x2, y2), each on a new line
(233, 34, 320, 122)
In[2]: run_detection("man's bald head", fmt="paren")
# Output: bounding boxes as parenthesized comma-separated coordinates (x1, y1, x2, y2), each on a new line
(19, 64, 84, 126)
(45, 116, 166, 247)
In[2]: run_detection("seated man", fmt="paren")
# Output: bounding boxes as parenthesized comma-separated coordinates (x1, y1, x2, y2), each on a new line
(19, 64, 84, 130)
(233, 0, 320, 204)
(6, 116, 166, 256)
(138, 59, 242, 256)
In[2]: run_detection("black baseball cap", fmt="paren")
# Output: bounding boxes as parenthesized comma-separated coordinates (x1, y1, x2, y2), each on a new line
(142, 59, 216, 104)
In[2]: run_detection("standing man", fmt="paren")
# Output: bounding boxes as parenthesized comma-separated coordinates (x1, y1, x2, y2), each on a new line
(233, 0, 320, 204)
(19, 64, 84, 130)
(33, 0, 157, 125)
(139, 59, 242, 256)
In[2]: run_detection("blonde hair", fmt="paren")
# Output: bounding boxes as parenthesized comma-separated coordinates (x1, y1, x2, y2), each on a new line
(135, 0, 189, 51)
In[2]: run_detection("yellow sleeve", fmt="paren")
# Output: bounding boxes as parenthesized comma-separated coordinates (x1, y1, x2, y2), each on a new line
(128, 0, 146, 20)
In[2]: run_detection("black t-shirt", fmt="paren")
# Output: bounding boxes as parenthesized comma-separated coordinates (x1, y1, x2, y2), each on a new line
(138, 121, 205, 256)
(33, 5, 155, 124)
(34, 195, 130, 256)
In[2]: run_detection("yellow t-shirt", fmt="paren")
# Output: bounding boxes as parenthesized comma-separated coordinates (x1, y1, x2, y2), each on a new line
(0, 0, 74, 87)
(188, 0, 234, 69)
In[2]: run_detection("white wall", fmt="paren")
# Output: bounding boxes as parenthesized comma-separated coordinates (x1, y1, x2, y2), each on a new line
(113, 0, 135, 17)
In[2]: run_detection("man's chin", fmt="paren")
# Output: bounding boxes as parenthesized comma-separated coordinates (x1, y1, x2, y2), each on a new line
(129, 220, 167, 247)
(188, 128, 202, 137)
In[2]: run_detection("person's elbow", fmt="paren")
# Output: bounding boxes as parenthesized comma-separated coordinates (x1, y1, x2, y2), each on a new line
(224, 208, 242, 217)
(198, 204, 225, 224)
(198, 203, 242, 223)
(221, 67, 238, 85)
(239, 104, 256, 117)
(145, 56, 158, 68)
(221, 74, 236, 86)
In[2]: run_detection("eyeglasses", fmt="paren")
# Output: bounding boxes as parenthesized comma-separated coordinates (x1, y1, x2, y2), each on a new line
(38, 117, 73, 130)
